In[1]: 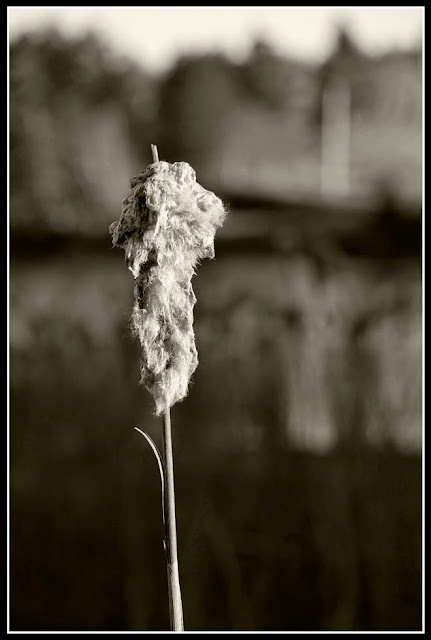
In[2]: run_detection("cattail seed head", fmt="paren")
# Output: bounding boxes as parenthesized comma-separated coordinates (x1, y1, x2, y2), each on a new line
(110, 160, 226, 415)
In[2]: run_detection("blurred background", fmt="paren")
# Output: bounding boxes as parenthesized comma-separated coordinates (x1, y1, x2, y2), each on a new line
(8, 7, 423, 632)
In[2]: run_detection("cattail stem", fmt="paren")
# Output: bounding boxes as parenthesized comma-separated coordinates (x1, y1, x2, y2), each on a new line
(151, 144, 159, 163)
(147, 143, 184, 630)
(151, 142, 184, 630)
(161, 403, 184, 631)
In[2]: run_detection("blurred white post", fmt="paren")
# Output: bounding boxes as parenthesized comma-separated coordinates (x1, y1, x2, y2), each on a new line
(320, 77, 351, 199)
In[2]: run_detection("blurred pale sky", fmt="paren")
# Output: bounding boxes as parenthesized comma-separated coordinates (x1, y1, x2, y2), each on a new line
(8, 6, 423, 71)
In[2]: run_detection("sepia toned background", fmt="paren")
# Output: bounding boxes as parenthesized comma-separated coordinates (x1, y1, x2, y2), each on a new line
(9, 7, 423, 632)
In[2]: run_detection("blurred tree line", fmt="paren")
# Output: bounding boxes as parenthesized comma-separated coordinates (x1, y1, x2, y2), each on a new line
(10, 29, 157, 236)
(10, 26, 422, 237)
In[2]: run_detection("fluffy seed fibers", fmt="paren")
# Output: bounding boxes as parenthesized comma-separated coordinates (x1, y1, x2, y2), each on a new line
(110, 160, 226, 415)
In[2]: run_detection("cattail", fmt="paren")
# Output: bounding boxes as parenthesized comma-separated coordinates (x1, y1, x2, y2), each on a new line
(110, 158, 226, 415)
(110, 149, 226, 631)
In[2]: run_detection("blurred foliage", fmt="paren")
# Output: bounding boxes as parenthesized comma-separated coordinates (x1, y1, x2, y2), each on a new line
(9, 25, 422, 236)
(10, 29, 157, 235)
(158, 53, 243, 179)
(242, 40, 317, 113)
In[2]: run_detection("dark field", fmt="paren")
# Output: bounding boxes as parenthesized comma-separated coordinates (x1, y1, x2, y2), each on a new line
(9, 232, 422, 631)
